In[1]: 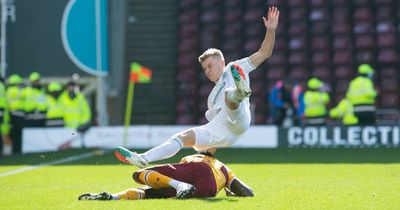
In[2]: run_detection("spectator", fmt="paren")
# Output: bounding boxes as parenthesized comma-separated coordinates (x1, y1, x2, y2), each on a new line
(23, 72, 47, 127)
(0, 77, 11, 156)
(6, 74, 25, 154)
(45, 82, 64, 127)
(303, 78, 330, 126)
(58, 78, 91, 133)
(268, 79, 298, 126)
(346, 64, 377, 125)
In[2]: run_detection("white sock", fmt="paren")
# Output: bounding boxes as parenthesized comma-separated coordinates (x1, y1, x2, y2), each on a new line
(168, 179, 184, 190)
(226, 88, 243, 104)
(111, 194, 120, 200)
(141, 137, 183, 163)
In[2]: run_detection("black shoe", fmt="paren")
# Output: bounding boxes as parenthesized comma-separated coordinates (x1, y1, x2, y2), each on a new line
(78, 192, 112, 200)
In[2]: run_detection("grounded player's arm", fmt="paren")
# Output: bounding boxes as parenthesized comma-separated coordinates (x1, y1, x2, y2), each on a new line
(226, 178, 254, 197)
(249, 6, 279, 68)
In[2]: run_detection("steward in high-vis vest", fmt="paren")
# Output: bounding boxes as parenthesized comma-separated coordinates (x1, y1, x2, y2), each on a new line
(329, 98, 358, 125)
(45, 82, 64, 127)
(346, 64, 377, 125)
(58, 80, 91, 133)
(6, 74, 25, 154)
(0, 77, 11, 156)
(23, 72, 48, 127)
(303, 78, 330, 126)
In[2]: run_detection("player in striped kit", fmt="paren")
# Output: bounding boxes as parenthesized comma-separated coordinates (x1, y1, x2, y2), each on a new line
(78, 152, 253, 200)
(115, 7, 279, 170)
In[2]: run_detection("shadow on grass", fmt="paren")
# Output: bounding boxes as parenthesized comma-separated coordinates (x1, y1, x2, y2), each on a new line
(1, 148, 400, 165)
(191, 197, 239, 202)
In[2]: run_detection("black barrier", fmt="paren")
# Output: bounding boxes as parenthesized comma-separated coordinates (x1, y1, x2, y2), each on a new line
(279, 126, 400, 148)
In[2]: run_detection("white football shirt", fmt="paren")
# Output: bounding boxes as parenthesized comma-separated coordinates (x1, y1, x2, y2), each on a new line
(205, 57, 256, 121)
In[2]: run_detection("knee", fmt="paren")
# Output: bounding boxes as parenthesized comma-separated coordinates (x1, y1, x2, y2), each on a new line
(132, 170, 144, 184)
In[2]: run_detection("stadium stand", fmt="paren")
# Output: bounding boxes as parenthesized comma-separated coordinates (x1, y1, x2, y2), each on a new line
(176, 0, 400, 124)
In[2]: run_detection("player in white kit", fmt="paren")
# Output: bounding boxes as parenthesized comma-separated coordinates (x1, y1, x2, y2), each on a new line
(115, 6, 280, 168)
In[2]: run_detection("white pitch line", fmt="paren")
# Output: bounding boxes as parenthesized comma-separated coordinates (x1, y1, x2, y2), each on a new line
(0, 150, 107, 178)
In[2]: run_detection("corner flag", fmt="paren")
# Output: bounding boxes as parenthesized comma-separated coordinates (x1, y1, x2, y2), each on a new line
(130, 62, 152, 83)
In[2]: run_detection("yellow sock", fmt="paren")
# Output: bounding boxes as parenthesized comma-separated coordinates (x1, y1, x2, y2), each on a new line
(138, 170, 173, 189)
(115, 188, 145, 200)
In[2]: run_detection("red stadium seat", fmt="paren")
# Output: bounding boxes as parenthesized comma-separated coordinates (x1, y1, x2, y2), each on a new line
(289, 67, 309, 81)
(353, 0, 371, 6)
(222, 38, 241, 52)
(312, 36, 329, 51)
(379, 67, 398, 78)
(274, 37, 287, 51)
(223, 23, 242, 37)
(334, 65, 354, 79)
(355, 35, 375, 49)
(244, 8, 263, 22)
(380, 78, 398, 92)
(312, 51, 330, 65)
(199, 83, 213, 98)
(313, 66, 331, 80)
(333, 50, 353, 65)
(201, 10, 219, 23)
(376, 6, 393, 20)
(224, 9, 241, 22)
(332, 7, 350, 21)
(378, 49, 398, 63)
(310, 0, 328, 7)
(377, 33, 397, 48)
(335, 80, 350, 93)
(178, 38, 198, 53)
(245, 23, 263, 38)
(332, 21, 351, 34)
(333, 36, 352, 50)
(250, 81, 265, 97)
(288, 0, 304, 7)
(179, 11, 198, 24)
(380, 93, 399, 108)
(289, 52, 308, 65)
(289, 7, 306, 21)
(202, 0, 220, 8)
(355, 50, 374, 63)
(354, 7, 373, 21)
(179, 24, 198, 38)
(266, 66, 286, 80)
(225, 0, 240, 7)
(266, 51, 286, 65)
(289, 23, 307, 35)
(353, 22, 374, 34)
(311, 21, 329, 34)
(179, 0, 198, 10)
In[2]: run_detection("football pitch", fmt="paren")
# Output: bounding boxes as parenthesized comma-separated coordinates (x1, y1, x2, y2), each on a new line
(1, 148, 400, 210)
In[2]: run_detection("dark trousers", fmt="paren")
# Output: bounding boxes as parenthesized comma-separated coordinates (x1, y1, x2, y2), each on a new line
(355, 111, 375, 125)
(10, 114, 25, 154)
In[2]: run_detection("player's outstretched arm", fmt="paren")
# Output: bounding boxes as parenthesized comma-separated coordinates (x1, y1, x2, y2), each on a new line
(226, 178, 254, 197)
(249, 6, 279, 68)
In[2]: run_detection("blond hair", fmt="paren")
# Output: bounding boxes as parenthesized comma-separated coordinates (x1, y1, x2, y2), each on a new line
(198, 48, 224, 63)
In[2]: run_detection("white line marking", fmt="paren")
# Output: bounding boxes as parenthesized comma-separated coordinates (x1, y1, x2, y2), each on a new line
(0, 150, 107, 178)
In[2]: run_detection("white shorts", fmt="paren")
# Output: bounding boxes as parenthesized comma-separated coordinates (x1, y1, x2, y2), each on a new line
(192, 102, 251, 151)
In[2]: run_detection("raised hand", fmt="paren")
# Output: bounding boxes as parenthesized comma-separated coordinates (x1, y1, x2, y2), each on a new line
(262, 6, 279, 30)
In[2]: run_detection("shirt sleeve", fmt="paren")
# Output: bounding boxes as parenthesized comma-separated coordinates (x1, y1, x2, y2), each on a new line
(230, 57, 256, 74)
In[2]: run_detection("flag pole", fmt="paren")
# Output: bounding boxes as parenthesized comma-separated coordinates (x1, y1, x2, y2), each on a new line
(123, 79, 135, 147)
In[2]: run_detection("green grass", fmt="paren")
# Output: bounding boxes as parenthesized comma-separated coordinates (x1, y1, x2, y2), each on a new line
(1, 148, 400, 209)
